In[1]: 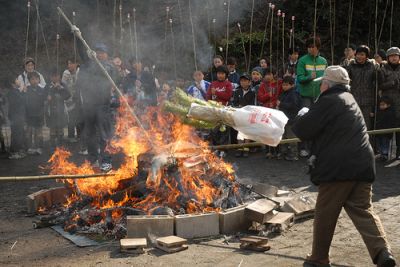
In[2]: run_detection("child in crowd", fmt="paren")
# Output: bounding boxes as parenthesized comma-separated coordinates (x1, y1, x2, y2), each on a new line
(227, 57, 240, 89)
(285, 47, 300, 78)
(251, 67, 263, 105)
(25, 71, 47, 155)
(158, 82, 173, 104)
(0, 84, 6, 154)
(207, 65, 233, 157)
(186, 70, 210, 101)
(258, 67, 282, 158)
(46, 70, 71, 149)
(257, 67, 282, 109)
(277, 76, 302, 161)
(375, 96, 396, 161)
(7, 79, 26, 159)
(232, 73, 255, 157)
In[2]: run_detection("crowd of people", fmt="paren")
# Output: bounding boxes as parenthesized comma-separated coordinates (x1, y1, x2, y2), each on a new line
(0, 36, 399, 170)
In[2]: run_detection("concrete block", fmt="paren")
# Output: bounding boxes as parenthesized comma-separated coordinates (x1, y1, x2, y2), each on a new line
(175, 212, 219, 239)
(244, 199, 277, 224)
(266, 212, 295, 232)
(156, 236, 187, 247)
(127, 215, 174, 239)
(219, 205, 252, 234)
(27, 187, 71, 214)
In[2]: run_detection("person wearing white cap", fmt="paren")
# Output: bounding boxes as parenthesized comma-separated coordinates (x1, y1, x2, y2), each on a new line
(378, 47, 400, 164)
(293, 66, 396, 267)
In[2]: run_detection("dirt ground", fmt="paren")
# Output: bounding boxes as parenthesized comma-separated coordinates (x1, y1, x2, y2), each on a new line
(0, 143, 399, 267)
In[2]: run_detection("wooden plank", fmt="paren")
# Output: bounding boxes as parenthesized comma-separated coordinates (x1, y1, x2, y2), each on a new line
(155, 243, 188, 253)
(51, 225, 98, 247)
(240, 236, 268, 245)
(156, 236, 187, 248)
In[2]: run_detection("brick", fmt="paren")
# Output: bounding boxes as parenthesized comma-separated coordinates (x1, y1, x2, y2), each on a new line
(244, 199, 277, 224)
(127, 215, 174, 240)
(175, 212, 219, 239)
(26, 187, 71, 214)
(219, 205, 252, 234)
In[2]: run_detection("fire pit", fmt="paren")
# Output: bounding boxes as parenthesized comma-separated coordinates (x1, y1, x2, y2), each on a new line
(33, 106, 256, 239)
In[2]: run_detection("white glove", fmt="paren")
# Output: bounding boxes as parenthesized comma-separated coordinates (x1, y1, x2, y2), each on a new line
(297, 107, 310, 117)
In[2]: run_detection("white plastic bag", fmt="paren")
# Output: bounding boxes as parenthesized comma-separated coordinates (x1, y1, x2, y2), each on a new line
(188, 104, 288, 146)
(231, 105, 288, 146)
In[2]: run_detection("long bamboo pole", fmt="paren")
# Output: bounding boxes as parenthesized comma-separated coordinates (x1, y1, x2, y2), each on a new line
(211, 128, 400, 150)
(0, 173, 116, 182)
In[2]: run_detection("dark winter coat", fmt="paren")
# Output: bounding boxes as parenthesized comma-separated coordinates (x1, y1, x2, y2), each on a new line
(379, 63, 400, 120)
(376, 106, 397, 139)
(46, 83, 71, 128)
(25, 85, 47, 126)
(346, 59, 378, 109)
(228, 71, 241, 86)
(278, 88, 302, 122)
(233, 87, 255, 107)
(76, 60, 116, 111)
(7, 88, 26, 122)
(205, 67, 218, 82)
(292, 85, 375, 185)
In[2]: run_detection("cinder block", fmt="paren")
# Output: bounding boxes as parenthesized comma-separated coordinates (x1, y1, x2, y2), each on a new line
(175, 212, 219, 239)
(219, 205, 252, 234)
(266, 212, 295, 232)
(244, 199, 277, 224)
(127, 215, 174, 240)
(27, 187, 71, 214)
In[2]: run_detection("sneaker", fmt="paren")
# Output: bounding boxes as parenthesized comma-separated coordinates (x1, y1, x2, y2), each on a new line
(79, 149, 88, 155)
(285, 155, 299, 161)
(300, 149, 309, 157)
(27, 148, 36, 155)
(235, 150, 242, 157)
(219, 151, 227, 158)
(100, 162, 112, 172)
(35, 148, 42, 155)
(276, 153, 283, 160)
(9, 152, 25, 160)
(242, 150, 249, 158)
(385, 159, 400, 168)
(68, 137, 78, 143)
(266, 152, 273, 159)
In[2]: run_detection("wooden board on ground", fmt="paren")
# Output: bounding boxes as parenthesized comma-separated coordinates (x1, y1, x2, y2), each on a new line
(51, 225, 98, 247)
(252, 183, 278, 197)
(156, 236, 187, 248)
(281, 195, 316, 220)
(120, 238, 147, 249)
(155, 243, 188, 253)
(240, 236, 268, 246)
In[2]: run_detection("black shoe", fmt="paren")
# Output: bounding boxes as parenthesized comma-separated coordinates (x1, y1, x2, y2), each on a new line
(242, 151, 249, 158)
(376, 249, 397, 267)
(235, 150, 242, 157)
(303, 262, 331, 267)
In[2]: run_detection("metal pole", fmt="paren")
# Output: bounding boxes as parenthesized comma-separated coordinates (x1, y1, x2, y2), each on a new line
(0, 173, 116, 182)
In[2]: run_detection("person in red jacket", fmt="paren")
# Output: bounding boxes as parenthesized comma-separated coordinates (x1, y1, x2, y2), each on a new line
(206, 65, 233, 106)
(257, 67, 282, 109)
(206, 65, 233, 157)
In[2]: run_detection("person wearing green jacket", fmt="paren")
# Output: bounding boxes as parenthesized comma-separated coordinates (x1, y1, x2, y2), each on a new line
(296, 37, 328, 107)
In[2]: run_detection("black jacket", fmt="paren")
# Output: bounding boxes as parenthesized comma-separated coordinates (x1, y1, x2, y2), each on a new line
(292, 85, 375, 185)
(278, 88, 302, 122)
(46, 83, 71, 128)
(376, 106, 397, 139)
(233, 87, 255, 107)
(7, 88, 26, 121)
(346, 59, 378, 108)
(25, 85, 47, 119)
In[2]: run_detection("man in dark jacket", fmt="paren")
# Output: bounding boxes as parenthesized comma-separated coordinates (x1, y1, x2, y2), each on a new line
(76, 43, 116, 171)
(293, 66, 396, 267)
(378, 47, 400, 163)
(346, 45, 379, 129)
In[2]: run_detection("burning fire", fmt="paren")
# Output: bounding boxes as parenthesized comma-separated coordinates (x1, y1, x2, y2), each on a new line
(48, 104, 238, 218)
